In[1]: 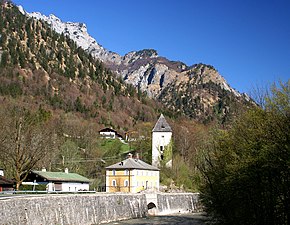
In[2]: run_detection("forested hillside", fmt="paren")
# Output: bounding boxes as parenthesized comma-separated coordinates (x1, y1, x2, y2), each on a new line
(0, 2, 165, 130)
(0, 2, 162, 190)
(0, 2, 205, 191)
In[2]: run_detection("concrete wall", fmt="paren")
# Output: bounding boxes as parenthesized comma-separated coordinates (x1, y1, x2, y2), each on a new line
(156, 193, 200, 215)
(47, 182, 89, 192)
(0, 192, 200, 224)
(0, 193, 147, 225)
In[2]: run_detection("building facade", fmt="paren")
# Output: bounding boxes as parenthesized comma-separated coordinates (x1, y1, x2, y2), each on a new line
(99, 128, 124, 140)
(24, 169, 90, 192)
(106, 154, 159, 193)
(152, 114, 172, 168)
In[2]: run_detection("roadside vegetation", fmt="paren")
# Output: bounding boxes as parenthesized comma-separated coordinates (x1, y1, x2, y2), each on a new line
(199, 80, 290, 225)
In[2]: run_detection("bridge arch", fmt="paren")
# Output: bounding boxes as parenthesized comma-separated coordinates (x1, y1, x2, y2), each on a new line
(147, 202, 156, 210)
(147, 202, 157, 216)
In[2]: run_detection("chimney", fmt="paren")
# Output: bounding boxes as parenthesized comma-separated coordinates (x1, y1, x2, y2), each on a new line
(127, 153, 133, 158)
(65, 168, 69, 173)
(135, 153, 139, 160)
(0, 169, 4, 176)
(41, 167, 46, 172)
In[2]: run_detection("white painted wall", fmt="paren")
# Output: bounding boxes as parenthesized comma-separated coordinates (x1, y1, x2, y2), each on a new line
(100, 131, 116, 139)
(47, 182, 89, 192)
(131, 169, 160, 193)
(62, 182, 89, 192)
(152, 131, 172, 167)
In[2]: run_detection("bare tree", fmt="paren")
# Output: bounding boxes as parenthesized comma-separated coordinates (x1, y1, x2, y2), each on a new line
(0, 107, 57, 190)
(249, 82, 270, 109)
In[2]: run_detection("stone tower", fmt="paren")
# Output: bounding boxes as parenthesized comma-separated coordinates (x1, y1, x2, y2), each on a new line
(152, 114, 172, 168)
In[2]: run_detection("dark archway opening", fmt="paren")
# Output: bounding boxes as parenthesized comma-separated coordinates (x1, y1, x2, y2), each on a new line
(147, 202, 157, 210)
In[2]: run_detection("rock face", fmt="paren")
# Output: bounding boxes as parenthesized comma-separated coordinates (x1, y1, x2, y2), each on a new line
(23, 8, 253, 122)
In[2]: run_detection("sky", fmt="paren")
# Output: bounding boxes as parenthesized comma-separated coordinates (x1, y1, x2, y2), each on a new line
(13, 0, 290, 94)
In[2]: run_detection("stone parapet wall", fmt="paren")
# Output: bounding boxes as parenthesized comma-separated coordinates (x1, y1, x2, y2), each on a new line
(0, 192, 200, 224)
(0, 193, 147, 225)
(157, 193, 200, 215)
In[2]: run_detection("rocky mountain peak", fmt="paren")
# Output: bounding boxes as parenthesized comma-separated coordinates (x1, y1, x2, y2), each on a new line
(17, 5, 253, 123)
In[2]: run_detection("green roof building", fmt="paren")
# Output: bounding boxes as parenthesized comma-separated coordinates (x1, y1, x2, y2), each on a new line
(24, 168, 90, 192)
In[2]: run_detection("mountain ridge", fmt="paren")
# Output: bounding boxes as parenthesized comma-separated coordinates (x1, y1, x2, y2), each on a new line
(13, 4, 254, 123)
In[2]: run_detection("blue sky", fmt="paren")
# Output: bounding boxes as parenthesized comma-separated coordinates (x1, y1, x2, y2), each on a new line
(13, 0, 290, 94)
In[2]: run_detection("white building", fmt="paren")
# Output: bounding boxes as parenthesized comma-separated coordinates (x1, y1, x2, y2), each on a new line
(152, 114, 172, 168)
(99, 128, 124, 141)
(24, 169, 90, 192)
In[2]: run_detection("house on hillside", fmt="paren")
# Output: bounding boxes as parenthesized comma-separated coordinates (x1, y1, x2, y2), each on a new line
(106, 153, 159, 193)
(0, 169, 14, 192)
(23, 168, 90, 192)
(152, 114, 173, 168)
(99, 128, 124, 141)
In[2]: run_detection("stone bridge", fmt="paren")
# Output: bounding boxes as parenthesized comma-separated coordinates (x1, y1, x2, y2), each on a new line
(0, 192, 200, 224)
(145, 193, 200, 215)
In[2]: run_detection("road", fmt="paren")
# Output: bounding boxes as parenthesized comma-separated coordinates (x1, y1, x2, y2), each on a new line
(105, 213, 208, 225)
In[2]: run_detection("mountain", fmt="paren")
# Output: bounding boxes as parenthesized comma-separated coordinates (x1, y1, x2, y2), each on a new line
(0, 2, 255, 191)
(0, 2, 254, 128)
(0, 3, 163, 132)
(22, 7, 254, 123)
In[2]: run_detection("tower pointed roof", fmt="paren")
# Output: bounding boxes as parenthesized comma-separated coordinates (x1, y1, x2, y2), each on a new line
(152, 114, 172, 132)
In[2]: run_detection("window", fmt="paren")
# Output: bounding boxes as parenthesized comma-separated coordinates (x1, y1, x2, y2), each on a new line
(112, 170, 116, 175)
(112, 180, 116, 187)
(125, 169, 129, 175)
(124, 180, 129, 187)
